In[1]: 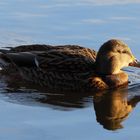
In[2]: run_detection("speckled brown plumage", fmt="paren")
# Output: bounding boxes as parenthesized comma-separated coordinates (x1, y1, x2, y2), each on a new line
(11, 44, 97, 72)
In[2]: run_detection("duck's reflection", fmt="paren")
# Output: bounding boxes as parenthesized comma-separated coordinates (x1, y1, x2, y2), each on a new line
(1, 74, 140, 130)
(93, 89, 140, 130)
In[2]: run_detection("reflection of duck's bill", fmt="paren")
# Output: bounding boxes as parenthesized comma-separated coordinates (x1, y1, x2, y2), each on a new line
(129, 59, 140, 68)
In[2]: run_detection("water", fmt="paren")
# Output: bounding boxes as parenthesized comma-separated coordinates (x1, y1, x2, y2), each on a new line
(0, 0, 140, 139)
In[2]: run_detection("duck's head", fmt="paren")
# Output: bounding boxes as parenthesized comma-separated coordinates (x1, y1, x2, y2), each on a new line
(95, 39, 137, 75)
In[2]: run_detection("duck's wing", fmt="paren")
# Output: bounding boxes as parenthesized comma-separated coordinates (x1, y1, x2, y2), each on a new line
(36, 47, 96, 73)
(0, 45, 97, 73)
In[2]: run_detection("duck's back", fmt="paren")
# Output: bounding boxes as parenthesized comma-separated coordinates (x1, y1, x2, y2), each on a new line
(8, 44, 97, 73)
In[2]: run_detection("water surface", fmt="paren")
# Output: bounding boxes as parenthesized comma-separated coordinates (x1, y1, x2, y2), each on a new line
(0, 0, 140, 140)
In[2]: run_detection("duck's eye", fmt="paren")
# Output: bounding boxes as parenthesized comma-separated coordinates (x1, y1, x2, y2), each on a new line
(117, 50, 121, 53)
(122, 50, 127, 53)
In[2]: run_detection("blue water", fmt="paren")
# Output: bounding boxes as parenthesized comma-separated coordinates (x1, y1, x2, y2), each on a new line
(0, 0, 140, 140)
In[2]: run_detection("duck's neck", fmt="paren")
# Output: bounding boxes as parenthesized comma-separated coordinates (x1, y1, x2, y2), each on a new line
(101, 71, 129, 88)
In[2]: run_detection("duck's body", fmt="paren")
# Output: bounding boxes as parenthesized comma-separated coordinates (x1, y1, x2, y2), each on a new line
(0, 40, 137, 92)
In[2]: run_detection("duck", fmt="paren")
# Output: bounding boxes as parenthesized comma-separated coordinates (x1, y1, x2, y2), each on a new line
(0, 39, 138, 92)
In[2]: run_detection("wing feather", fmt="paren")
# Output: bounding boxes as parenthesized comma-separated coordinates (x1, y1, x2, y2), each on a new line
(1, 44, 97, 73)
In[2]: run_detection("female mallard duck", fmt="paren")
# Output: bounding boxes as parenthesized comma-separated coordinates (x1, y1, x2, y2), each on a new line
(0, 39, 138, 92)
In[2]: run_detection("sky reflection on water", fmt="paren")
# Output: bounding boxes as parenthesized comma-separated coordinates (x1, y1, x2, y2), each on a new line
(0, 0, 140, 55)
(0, 0, 140, 140)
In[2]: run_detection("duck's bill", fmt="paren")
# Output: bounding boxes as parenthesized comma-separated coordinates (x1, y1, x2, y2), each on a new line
(129, 59, 140, 68)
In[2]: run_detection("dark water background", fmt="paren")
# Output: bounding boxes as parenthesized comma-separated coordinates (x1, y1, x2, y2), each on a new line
(0, 0, 140, 140)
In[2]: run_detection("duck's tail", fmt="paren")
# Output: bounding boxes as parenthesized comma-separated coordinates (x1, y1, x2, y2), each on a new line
(0, 51, 11, 70)
(0, 49, 39, 70)
(0, 49, 10, 53)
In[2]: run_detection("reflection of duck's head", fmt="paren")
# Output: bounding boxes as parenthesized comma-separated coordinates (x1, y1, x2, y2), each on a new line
(95, 39, 136, 75)
(93, 90, 133, 130)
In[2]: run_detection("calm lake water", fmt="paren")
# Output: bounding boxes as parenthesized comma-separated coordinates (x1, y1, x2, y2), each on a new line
(0, 0, 140, 140)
